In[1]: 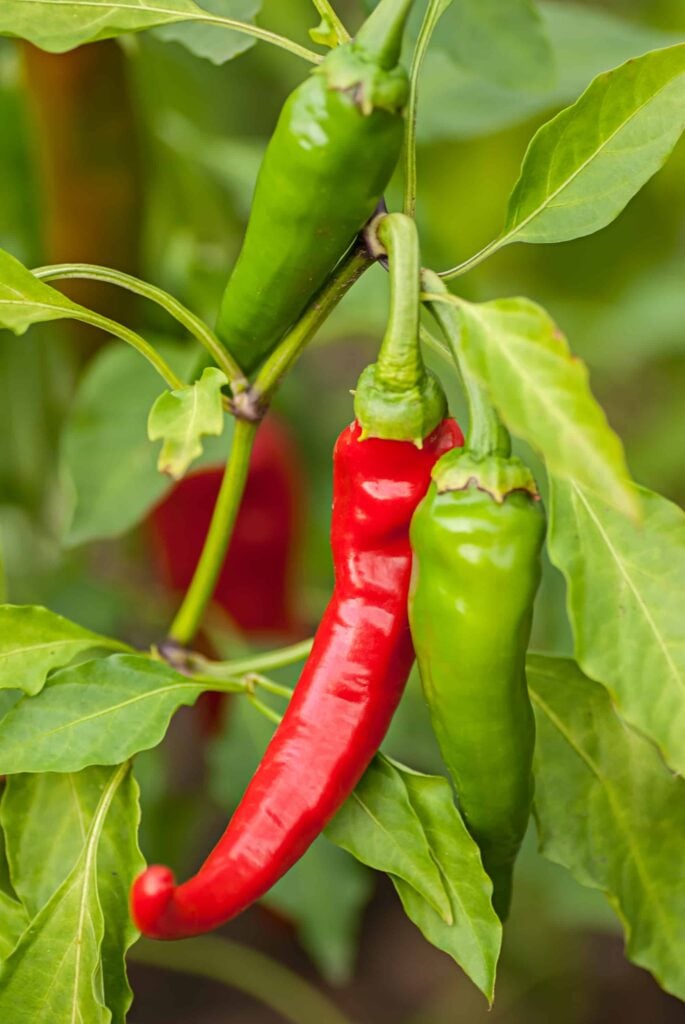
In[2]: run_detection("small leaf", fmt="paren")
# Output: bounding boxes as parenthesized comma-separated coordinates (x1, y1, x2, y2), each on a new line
(0, 0, 205, 51)
(0, 763, 138, 1023)
(327, 754, 452, 922)
(438, 0, 554, 92)
(0, 604, 128, 695)
(148, 366, 228, 479)
(528, 655, 685, 1001)
(548, 479, 685, 776)
(0, 655, 204, 774)
(501, 44, 685, 247)
(451, 296, 637, 517)
(153, 0, 260, 65)
(391, 765, 502, 1003)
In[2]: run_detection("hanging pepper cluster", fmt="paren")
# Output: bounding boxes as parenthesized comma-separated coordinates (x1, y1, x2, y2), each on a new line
(132, 0, 544, 940)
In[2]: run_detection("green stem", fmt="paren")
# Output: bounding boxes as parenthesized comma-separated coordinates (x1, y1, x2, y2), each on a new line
(33, 263, 247, 390)
(311, 0, 350, 43)
(438, 237, 503, 281)
(247, 673, 294, 699)
(188, 638, 314, 680)
(374, 213, 422, 390)
(168, 418, 258, 646)
(403, 0, 444, 218)
(68, 308, 183, 389)
(253, 244, 372, 403)
(167, 247, 370, 646)
(247, 692, 284, 725)
(421, 269, 509, 457)
(129, 936, 356, 1024)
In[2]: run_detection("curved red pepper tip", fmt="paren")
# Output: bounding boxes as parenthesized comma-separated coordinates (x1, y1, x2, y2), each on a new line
(131, 865, 176, 936)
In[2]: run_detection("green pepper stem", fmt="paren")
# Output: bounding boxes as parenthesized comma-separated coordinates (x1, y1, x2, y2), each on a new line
(421, 269, 510, 458)
(355, 0, 414, 69)
(167, 418, 258, 647)
(374, 213, 423, 391)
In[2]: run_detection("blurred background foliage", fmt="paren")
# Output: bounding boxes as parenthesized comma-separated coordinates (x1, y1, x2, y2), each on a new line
(0, 1, 683, 1020)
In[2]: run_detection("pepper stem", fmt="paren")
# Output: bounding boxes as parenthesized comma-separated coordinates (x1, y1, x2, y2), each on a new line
(375, 213, 422, 390)
(355, 0, 414, 69)
(422, 268, 510, 459)
(354, 214, 446, 445)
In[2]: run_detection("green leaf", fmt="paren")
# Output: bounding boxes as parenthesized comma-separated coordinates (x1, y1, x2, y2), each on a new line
(548, 480, 685, 776)
(148, 366, 228, 480)
(391, 765, 502, 1003)
(60, 340, 232, 545)
(153, 0, 260, 65)
(1, 767, 144, 1021)
(438, 0, 554, 92)
(0, 0, 204, 51)
(326, 754, 452, 922)
(528, 655, 685, 1001)
(0, 655, 204, 774)
(499, 44, 685, 248)
(0, 763, 140, 1023)
(264, 837, 371, 985)
(0, 604, 129, 695)
(0, 246, 85, 333)
(0, 891, 28, 961)
(449, 296, 636, 517)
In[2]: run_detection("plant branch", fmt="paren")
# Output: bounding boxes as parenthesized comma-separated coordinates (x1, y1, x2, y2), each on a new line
(129, 936, 356, 1024)
(66, 307, 184, 389)
(403, 0, 444, 218)
(167, 418, 258, 646)
(166, 243, 371, 645)
(32, 263, 247, 390)
(253, 244, 372, 403)
(188, 638, 313, 680)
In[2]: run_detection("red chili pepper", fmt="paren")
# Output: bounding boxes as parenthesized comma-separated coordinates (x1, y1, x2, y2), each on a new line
(131, 416, 463, 939)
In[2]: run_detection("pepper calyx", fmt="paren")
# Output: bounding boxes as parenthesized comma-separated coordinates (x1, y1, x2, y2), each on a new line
(316, 44, 409, 114)
(433, 450, 540, 503)
(354, 363, 447, 447)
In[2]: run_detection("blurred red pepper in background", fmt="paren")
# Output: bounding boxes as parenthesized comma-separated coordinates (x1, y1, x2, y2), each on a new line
(148, 414, 305, 732)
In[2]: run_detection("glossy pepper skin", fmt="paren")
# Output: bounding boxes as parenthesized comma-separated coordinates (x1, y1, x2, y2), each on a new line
(216, 0, 413, 374)
(132, 416, 462, 939)
(409, 455, 545, 920)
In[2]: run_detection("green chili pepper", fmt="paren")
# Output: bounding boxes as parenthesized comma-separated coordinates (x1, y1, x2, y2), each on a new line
(408, 272, 546, 920)
(216, 0, 414, 375)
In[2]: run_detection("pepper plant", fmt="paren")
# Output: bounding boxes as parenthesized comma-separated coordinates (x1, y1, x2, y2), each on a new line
(0, 0, 684, 1020)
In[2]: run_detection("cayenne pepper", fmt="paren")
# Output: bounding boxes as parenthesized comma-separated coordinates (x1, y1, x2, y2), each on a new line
(131, 215, 463, 939)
